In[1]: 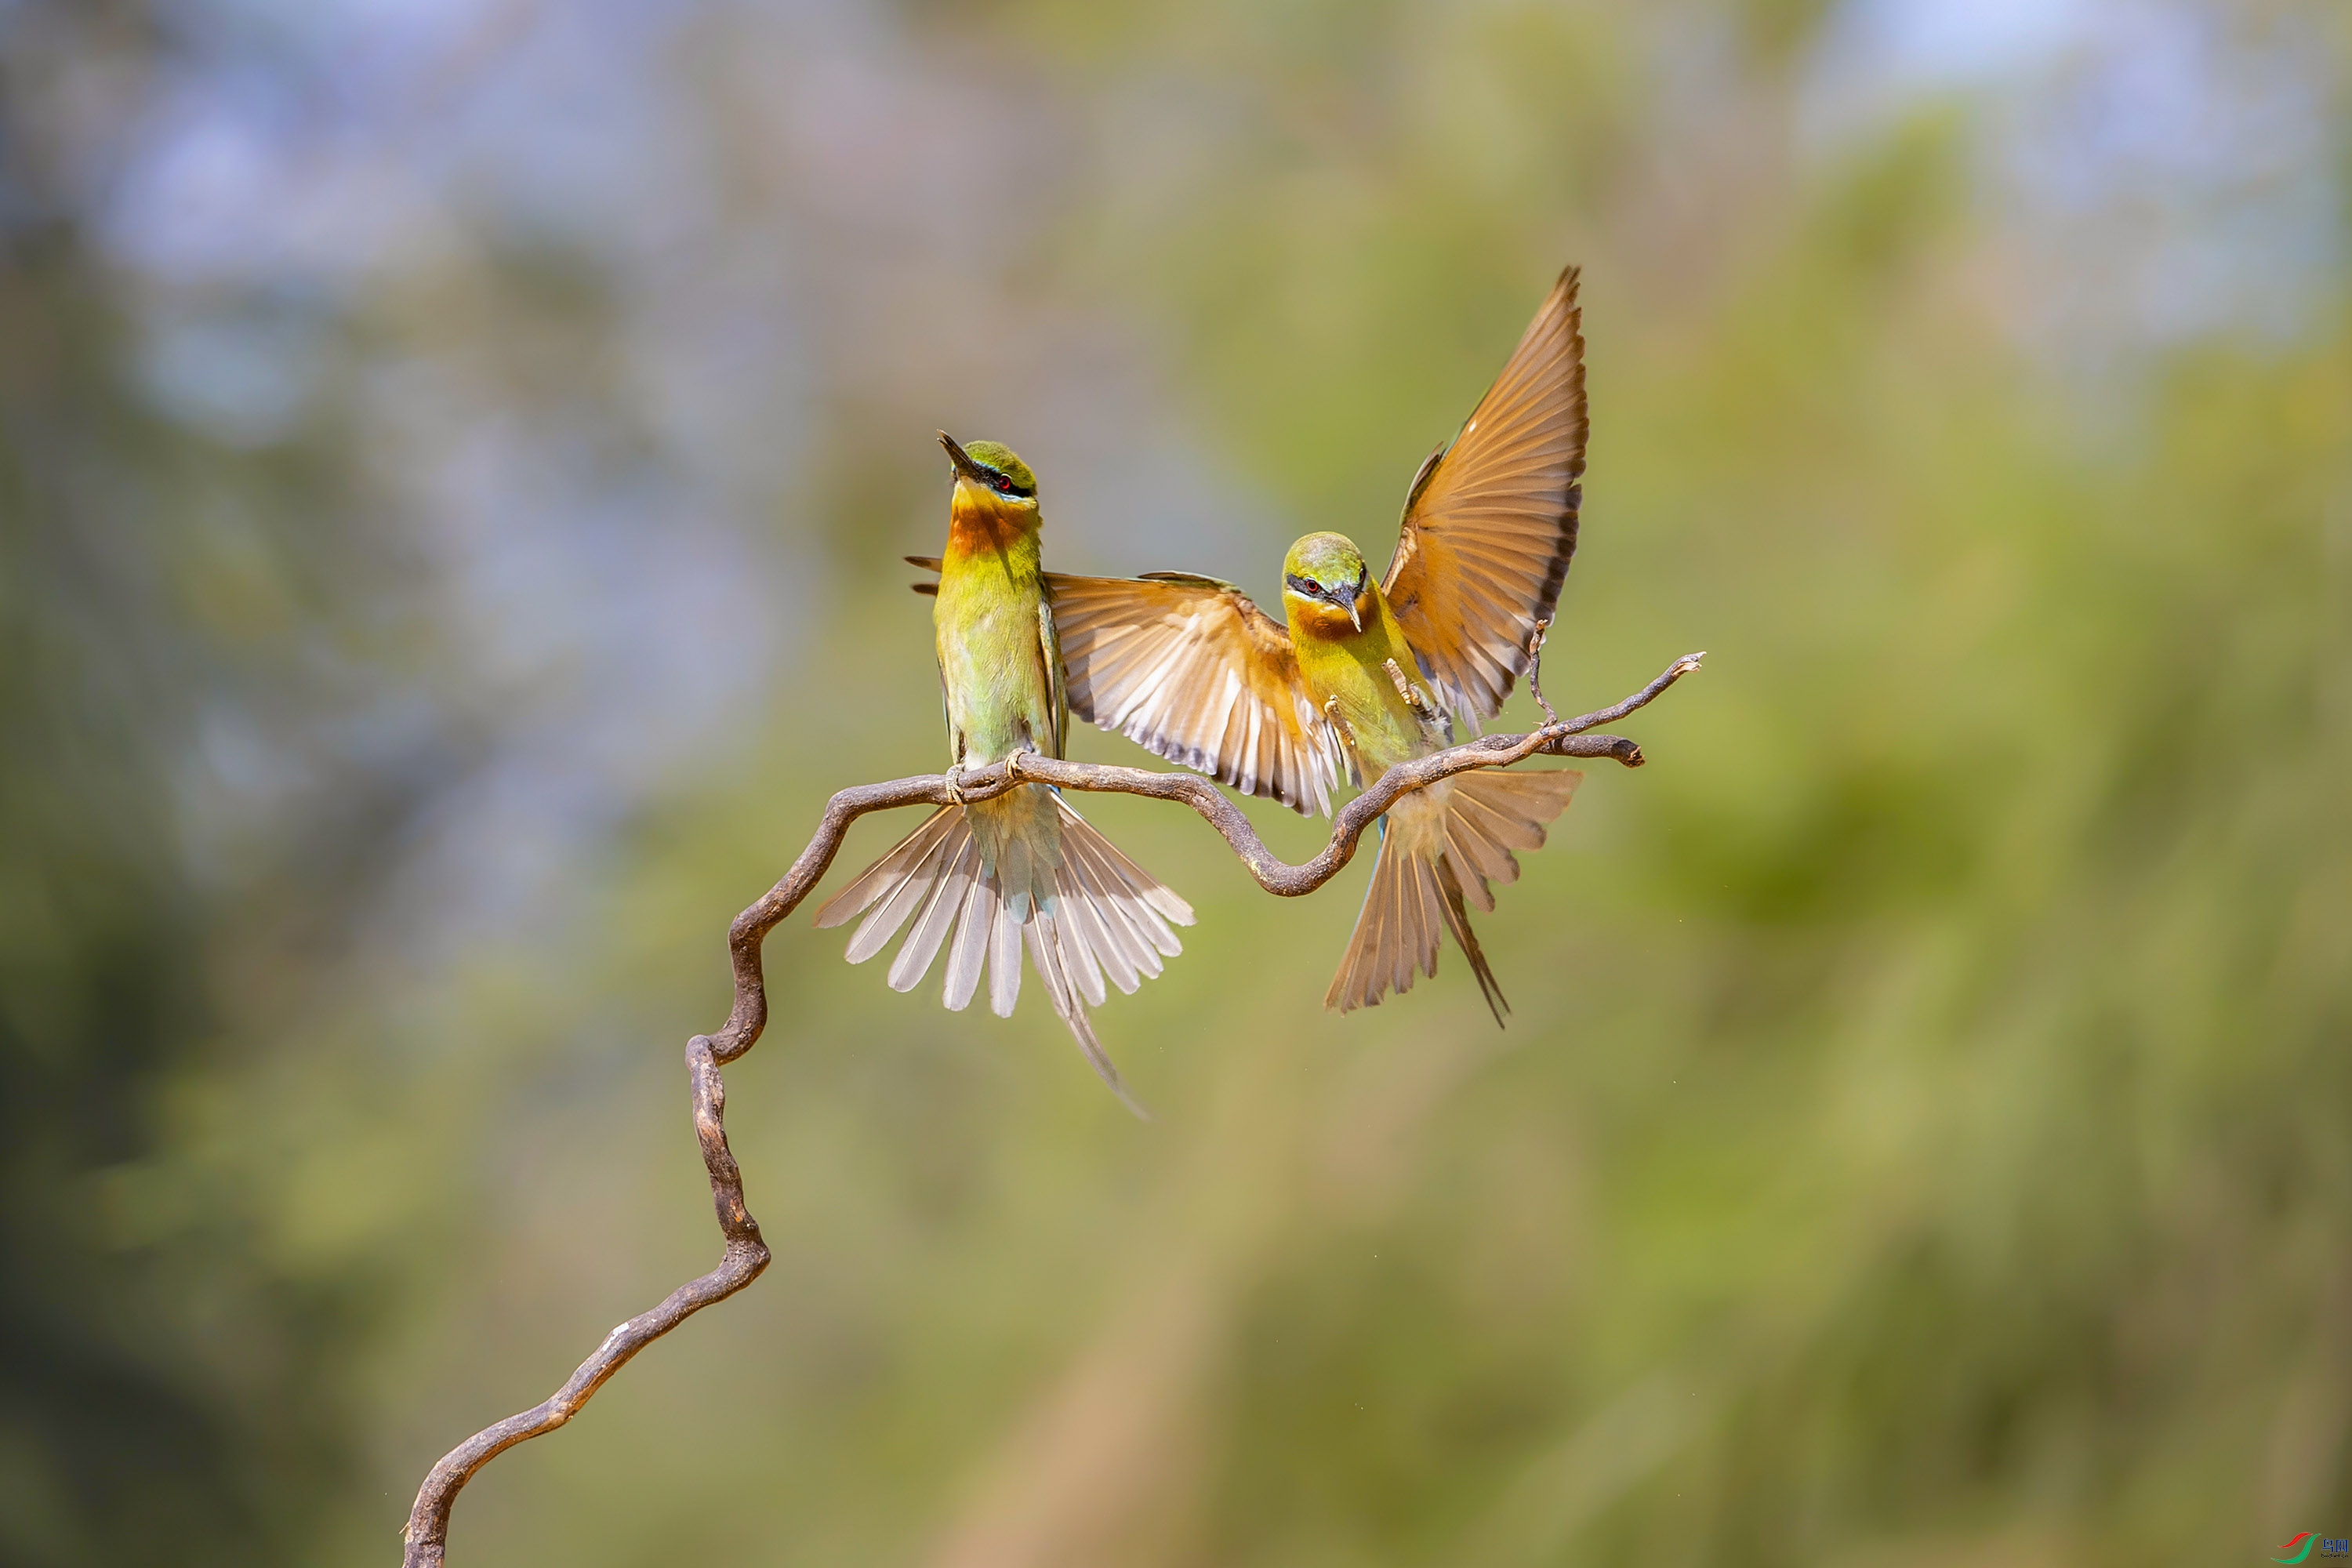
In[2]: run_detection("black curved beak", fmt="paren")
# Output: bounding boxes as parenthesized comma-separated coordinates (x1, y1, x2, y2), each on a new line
(1311, 581, 1363, 631)
(938, 430, 990, 485)
(1338, 571, 1367, 631)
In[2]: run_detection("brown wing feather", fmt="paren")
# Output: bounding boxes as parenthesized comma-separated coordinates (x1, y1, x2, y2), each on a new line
(1044, 572, 1339, 817)
(1381, 267, 1588, 725)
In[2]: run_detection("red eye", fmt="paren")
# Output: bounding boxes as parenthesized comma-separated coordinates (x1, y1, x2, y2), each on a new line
(993, 475, 1014, 494)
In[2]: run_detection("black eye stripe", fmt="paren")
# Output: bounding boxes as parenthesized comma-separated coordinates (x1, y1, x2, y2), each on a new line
(1286, 571, 1363, 604)
(978, 466, 1034, 498)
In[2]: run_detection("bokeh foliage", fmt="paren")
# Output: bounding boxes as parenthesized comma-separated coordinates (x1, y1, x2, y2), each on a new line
(2, 1, 2346, 1566)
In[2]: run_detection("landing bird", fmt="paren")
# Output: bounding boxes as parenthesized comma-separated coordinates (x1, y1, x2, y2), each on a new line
(818, 436, 1193, 1113)
(950, 268, 1588, 1022)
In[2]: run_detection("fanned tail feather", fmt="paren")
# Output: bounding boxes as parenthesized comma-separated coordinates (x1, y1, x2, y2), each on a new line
(1439, 768, 1584, 912)
(1022, 916, 1151, 1120)
(813, 785, 1192, 1113)
(1323, 824, 1448, 1017)
(1323, 768, 1583, 1025)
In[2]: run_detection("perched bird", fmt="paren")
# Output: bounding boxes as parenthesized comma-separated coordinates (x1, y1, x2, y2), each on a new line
(818, 435, 1193, 1113)
(1017, 267, 1589, 1023)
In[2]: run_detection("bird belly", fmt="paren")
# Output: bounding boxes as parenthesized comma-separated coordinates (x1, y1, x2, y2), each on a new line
(1293, 637, 1436, 779)
(935, 576, 1051, 766)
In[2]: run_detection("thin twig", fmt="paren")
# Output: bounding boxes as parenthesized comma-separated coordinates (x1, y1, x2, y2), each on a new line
(397, 651, 1705, 1565)
(1526, 617, 1560, 728)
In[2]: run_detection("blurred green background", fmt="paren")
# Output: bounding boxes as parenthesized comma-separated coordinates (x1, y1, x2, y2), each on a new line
(3, 1, 2347, 1563)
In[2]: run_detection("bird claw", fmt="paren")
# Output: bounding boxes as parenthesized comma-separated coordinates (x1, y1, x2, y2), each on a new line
(943, 763, 967, 806)
(1385, 657, 1446, 746)
(1383, 657, 1435, 716)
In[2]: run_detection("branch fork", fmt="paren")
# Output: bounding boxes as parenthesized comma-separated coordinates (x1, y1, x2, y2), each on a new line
(398, 651, 1706, 1565)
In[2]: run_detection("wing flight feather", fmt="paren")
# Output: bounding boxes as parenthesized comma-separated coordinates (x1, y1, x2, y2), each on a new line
(1045, 572, 1338, 816)
(1381, 267, 1588, 726)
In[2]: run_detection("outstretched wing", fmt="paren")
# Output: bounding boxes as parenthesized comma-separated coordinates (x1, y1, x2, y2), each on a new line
(1381, 266, 1588, 726)
(1045, 572, 1340, 817)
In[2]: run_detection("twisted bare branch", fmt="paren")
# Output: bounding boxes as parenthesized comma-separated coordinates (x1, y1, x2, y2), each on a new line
(398, 651, 1705, 1565)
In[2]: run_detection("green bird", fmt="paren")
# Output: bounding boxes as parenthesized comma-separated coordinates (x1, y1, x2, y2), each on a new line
(1029, 268, 1590, 1022)
(816, 435, 1193, 1112)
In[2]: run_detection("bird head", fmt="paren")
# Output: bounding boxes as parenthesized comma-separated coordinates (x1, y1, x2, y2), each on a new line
(939, 433, 1039, 513)
(1281, 532, 1373, 635)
